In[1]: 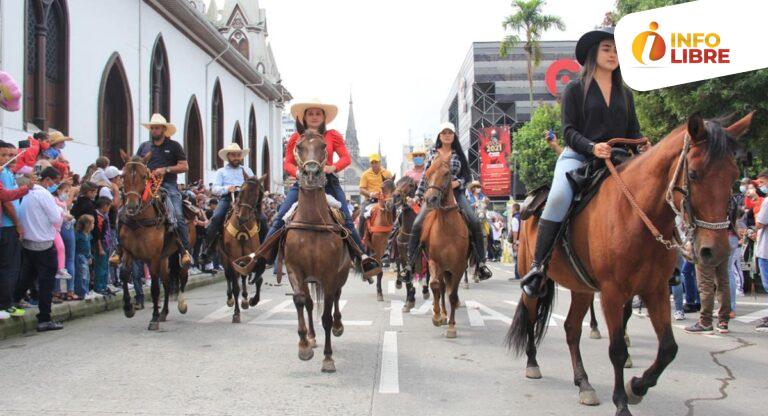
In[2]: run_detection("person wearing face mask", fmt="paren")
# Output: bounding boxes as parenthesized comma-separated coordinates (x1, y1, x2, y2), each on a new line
(386, 147, 427, 265)
(752, 171, 768, 332)
(44, 131, 72, 179)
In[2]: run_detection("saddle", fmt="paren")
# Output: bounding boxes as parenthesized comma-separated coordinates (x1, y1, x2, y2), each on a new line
(365, 205, 393, 244)
(522, 148, 633, 291)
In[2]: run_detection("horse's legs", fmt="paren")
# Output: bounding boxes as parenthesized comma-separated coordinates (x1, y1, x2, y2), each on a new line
(293, 284, 313, 361)
(589, 300, 601, 339)
(429, 264, 442, 327)
(231, 268, 241, 323)
(159, 261, 170, 322)
(321, 291, 336, 372)
(225, 267, 234, 307)
(446, 273, 460, 338)
(240, 275, 249, 310)
(439, 278, 448, 324)
(249, 274, 263, 307)
(331, 288, 344, 337)
(376, 272, 384, 302)
(177, 262, 188, 314)
(602, 294, 632, 416)
(566, 292, 600, 406)
(625, 286, 678, 405)
(523, 295, 542, 379)
(623, 300, 634, 367)
(148, 261, 161, 330)
(120, 257, 134, 318)
(305, 284, 317, 348)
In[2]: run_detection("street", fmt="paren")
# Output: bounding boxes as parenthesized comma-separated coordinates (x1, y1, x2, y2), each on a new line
(1, 262, 766, 416)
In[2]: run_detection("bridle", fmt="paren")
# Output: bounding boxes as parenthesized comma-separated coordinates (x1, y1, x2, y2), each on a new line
(293, 135, 327, 190)
(425, 168, 458, 211)
(122, 161, 162, 217)
(234, 176, 261, 224)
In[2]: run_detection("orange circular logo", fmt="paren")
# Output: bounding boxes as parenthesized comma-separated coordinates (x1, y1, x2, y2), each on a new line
(632, 21, 666, 64)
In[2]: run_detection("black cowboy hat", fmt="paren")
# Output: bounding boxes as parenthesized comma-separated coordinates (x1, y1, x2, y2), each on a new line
(575, 26, 615, 66)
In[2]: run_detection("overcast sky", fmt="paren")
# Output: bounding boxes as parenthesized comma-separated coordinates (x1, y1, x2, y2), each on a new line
(207, 0, 616, 171)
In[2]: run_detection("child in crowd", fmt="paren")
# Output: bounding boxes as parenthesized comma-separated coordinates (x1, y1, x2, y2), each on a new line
(93, 197, 113, 295)
(75, 215, 95, 299)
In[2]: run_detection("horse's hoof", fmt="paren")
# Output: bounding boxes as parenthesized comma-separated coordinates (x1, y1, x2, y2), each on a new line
(473, 277, 479, 283)
(332, 324, 344, 337)
(377, 293, 384, 302)
(589, 328, 601, 339)
(423, 292, 430, 300)
(624, 334, 631, 347)
(309, 337, 318, 348)
(463, 282, 470, 289)
(402, 304, 412, 313)
(441, 317, 448, 326)
(148, 322, 159, 331)
(249, 296, 260, 307)
(525, 366, 542, 379)
(158, 313, 167, 322)
(177, 297, 187, 314)
(321, 358, 336, 373)
(395, 280, 402, 290)
(298, 347, 314, 361)
(232, 314, 241, 324)
(241, 299, 249, 310)
(624, 356, 633, 369)
(579, 389, 600, 406)
(432, 316, 442, 327)
(226, 298, 235, 307)
(124, 307, 135, 318)
(446, 327, 457, 338)
(625, 379, 644, 405)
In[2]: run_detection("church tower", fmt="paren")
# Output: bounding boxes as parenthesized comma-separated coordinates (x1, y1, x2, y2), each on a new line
(345, 93, 360, 161)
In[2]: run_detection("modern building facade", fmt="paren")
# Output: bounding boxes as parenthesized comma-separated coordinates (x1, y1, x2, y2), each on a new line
(0, 0, 291, 191)
(441, 40, 578, 201)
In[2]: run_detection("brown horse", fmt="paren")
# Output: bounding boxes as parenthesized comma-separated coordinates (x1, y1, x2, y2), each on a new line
(118, 150, 196, 331)
(388, 176, 423, 311)
(364, 177, 396, 301)
(420, 151, 471, 338)
(217, 172, 268, 323)
(283, 128, 353, 373)
(508, 113, 753, 416)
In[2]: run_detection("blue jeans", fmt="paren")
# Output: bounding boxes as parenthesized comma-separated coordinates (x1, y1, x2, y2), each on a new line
(727, 234, 740, 311)
(541, 147, 587, 222)
(206, 195, 232, 237)
(758, 257, 768, 293)
(61, 223, 76, 292)
(682, 260, 699, 305)
(161, 182, 190, 250)
(75, 254, 90, 297)
(132, 260, 145, 303)
(267, 175, 365, 253)
(671, 256, 684, 313)
(94, 252, 108, 292)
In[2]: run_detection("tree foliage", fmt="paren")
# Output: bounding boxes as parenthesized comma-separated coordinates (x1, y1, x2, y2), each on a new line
(512, 103, 561, 190)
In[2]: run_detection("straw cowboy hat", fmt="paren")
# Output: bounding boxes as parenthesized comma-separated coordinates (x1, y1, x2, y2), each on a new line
(406, 146, 427, 161)
(47, 130, 73, 146)
(468, 180, 482, 190)
(218, 142, 250, 161)
(290, 98, 338, 124)
(142, 113, 177, 137)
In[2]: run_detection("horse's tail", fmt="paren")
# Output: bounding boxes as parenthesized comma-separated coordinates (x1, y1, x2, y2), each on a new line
(505, 279, 556, 356)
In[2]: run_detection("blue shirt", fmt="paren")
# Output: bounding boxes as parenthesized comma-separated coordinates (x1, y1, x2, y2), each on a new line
(212, 164, 255, 196)
(75, 232, 93, 258)
(0, 167, 21, 227)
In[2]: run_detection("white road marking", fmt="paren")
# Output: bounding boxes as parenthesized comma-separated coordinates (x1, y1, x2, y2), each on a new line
(734, 308, 768, 323)
(409, 301, 434, 315)
(198, 299, 272, 323)
(389, 300, 404, 326)
(388, 280, 396, 294)
(465, 300, 512, 326)
(735, 300, 768, 306)
(249, 299, 373, 326)
(378, 331, 399, 394)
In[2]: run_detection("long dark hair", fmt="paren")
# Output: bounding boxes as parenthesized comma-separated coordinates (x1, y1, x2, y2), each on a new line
(580, 39, 628, 111)
(295, 109, 327, 135)
(435, 132, 472, 185)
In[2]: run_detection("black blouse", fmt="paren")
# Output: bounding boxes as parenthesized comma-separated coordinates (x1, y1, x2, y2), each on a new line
(561, 79, 642, 156)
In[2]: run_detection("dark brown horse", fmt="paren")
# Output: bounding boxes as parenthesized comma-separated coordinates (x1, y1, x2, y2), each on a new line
(364, 177, 396, 302)
(509, 113, 753, 416)
(420, 151, 471, 338)
(388, 176, 423, 312)
(283, 128, 353, 373)
(118, 150, 196, 331)
(218, 172, 268, 323)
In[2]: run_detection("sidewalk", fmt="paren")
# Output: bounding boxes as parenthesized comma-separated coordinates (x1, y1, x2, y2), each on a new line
(0, 271, 223, 340)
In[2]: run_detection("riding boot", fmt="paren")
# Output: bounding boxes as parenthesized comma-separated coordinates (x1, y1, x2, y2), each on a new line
(199, 230, 220, 265)
(520, 219, 562, 298)
(175, 224, 193, 268)
(405, 209, 427, 283)
(109, 223, 122, 266)
(467, 217, 493, 281)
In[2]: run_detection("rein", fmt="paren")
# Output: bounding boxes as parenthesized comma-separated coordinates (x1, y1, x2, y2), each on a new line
(123, 161, 163, 219)
(604, 136, 730, 257)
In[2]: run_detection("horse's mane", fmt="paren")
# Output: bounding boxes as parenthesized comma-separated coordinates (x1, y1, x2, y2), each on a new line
(396, 176, 415, 188)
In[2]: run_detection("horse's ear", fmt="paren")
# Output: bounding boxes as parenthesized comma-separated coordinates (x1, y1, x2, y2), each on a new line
(687, 113, 707, 143)
(120, 149, 129, 163)
(391, 174, 397, 183)
(295, 117, 305, 135)
(258, 174, 269, 190)
(242, 167, 251, 180)
(142, 151, 152, 165)
(725, 111, 755, 140)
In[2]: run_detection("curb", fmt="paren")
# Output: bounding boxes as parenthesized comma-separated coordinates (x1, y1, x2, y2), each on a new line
(0, 272, 224, 340)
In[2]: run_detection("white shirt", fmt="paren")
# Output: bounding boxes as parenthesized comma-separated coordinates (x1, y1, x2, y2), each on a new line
(212, 164, 255, 196)
(755, 197, 768, 259)
(19, 185, 63, 243)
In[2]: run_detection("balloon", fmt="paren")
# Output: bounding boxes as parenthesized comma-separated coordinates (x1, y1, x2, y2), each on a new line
(0, 71, 21, 112)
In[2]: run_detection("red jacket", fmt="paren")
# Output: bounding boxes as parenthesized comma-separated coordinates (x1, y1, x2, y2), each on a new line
(283, 130, 351, 178)
(0, 182, 29, 220)
(12, 136, 49, 173)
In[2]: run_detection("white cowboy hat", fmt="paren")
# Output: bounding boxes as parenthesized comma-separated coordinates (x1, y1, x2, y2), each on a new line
(218, 142, 250, 161)
(290, 98, 338, 124)
(406, 146, 427, 161)
(142, 113, 177, 137)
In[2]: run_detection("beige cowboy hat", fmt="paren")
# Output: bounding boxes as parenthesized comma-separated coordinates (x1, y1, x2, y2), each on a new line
(290, 98, 338, 124)
(48, 130, 73, 146)
(406, 146, 427, 161)
(468, 180, 482, 190)
(142, 113, 177, 137)
(218, 142, 250, 161)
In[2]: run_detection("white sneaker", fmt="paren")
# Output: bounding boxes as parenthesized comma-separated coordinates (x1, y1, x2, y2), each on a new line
(84, 291, 96, 301)
(673, 310, 685, 321)
(127, 283, 134, 290)
(107, 284, 119, 293)
(189, 267, 200, 275)
(56, 269, 72, 280)
(0, 310, 10, 320)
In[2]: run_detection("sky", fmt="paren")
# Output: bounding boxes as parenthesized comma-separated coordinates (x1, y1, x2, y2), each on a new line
(207, 0, 616, 172)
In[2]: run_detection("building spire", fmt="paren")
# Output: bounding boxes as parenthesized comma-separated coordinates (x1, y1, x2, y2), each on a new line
(345, 89, 359, 160)
(206, 0, 220, 23)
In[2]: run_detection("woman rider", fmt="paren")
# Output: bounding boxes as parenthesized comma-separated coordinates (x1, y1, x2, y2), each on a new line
(265, 98, 380, 277)
(520, 27, 644, 298)
(406, 122, 493, 281)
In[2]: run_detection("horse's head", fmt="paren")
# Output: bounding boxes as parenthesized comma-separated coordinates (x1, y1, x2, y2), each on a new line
(424, 152, 452, 209)
(390, 176, 416, 210)
(236, 170, 267, 226)
(676, 112, 754, 266)
(294, 122, 327, 189)
(120, 149, 152, 216)
(381, 175, 397, 210)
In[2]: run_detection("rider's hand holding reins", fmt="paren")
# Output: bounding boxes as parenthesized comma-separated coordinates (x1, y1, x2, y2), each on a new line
(323, 165, 336, 174)
(592, 143, 612, 159)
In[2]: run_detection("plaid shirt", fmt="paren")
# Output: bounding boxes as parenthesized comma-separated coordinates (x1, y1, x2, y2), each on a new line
(415, 148, 465, 200)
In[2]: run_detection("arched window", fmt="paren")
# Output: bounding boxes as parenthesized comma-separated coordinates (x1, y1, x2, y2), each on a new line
(98, 53, 133, 169)
(150, 35, 170, 119)
(211, 79, 224, 168)
(232, 121, 243, 146)
(261, 138, 270, 191)
(248, 106, 257, 173)
(184, 96, 204, 184)
(24, 0, 69, 133)
(228, 31, 249, 60)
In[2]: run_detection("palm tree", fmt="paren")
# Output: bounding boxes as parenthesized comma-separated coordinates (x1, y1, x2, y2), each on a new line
(500, 0, 565, 115)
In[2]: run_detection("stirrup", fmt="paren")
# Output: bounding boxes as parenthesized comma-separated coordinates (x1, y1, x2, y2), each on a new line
(521, 266, 547, 298)
(361, 257, 381, 283)
(477, 264, 492, 281)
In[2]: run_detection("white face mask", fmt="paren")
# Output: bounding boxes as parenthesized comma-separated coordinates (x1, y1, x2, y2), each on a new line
(58, 194, 69, 202)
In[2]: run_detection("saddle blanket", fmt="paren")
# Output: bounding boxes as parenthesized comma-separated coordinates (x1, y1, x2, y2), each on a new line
(364, 204, 375, 219)
(282, 194, 343, 222)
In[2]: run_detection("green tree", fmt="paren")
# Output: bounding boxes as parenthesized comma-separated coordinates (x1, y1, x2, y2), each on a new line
(500, 0, 565, 113)
(512, 103, 562, 190)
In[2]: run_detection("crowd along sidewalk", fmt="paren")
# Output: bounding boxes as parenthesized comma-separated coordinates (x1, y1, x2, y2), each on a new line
(0, 271, 224, 340)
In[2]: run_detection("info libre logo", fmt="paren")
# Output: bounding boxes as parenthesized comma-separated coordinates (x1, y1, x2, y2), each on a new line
(631, 22, 730, 65)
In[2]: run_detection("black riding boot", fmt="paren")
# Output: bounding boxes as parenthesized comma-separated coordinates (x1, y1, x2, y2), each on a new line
(199, 230, 220, 265)
(467, 218, 493, 281)
(520, 219, 562, 298)
(406, 208, 428, 283)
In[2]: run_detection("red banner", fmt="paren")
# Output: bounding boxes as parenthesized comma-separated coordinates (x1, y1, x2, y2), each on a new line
(479, 126, 511, 197)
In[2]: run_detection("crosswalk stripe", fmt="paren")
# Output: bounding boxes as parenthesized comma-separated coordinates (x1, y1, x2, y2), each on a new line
(379, 331, 399, 394)
(734, 308, 768, 323)
(389, 300, 404, 326)
(198, 299, 272, 323)
(388, 280, 396, 294)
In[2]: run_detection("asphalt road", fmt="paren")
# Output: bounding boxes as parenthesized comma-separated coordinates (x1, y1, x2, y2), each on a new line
(1, 262, 766, 416)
